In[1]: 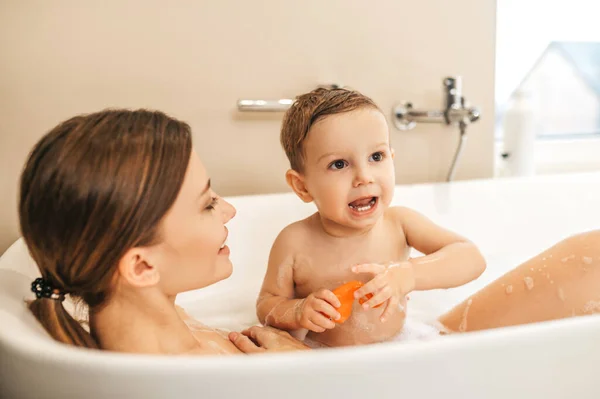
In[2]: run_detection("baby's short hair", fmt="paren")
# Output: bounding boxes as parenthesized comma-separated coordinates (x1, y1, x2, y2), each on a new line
(280, 87, 379, 172)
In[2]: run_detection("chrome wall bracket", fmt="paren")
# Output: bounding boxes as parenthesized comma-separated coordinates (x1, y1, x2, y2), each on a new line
(392, 77, 480, 130)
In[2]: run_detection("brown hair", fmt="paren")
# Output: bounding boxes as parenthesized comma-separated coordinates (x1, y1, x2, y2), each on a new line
(280, 87, 379, 171)
(19, 109, 192, 348)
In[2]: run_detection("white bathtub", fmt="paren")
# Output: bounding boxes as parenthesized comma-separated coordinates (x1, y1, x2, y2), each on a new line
(2, 173, 600, 398)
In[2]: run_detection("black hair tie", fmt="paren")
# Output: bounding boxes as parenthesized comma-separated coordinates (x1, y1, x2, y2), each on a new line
(31, 277, 65, 302)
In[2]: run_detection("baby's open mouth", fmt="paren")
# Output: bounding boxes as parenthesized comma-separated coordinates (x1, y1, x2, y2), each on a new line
(348, 197, 377, 212)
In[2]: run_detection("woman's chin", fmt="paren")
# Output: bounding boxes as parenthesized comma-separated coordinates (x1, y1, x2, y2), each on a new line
(216, 260, 233, 281)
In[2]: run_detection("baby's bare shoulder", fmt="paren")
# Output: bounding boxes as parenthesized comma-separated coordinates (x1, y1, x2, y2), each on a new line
(383, 206, 426, 242)
(384, 206, 428, 227)
(272, 214, 318, 252)
(384, 206, 410, 227)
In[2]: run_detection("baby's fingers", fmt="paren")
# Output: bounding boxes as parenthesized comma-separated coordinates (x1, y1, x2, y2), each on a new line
(353, 275, 385, 300)
(361, 285, 392, 309)
(380, 296, 400, 322)
(314, 289, 341, 308)
(310, 311, 336, 330)
(313, 299, 341, 321)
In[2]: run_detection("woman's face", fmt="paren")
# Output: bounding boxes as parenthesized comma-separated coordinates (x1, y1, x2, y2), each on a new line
(150, 151, 236, 295)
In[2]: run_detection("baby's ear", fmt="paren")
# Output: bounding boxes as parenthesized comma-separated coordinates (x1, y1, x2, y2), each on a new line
(391, 147, 395, 159)
(285, 169, 313, 203)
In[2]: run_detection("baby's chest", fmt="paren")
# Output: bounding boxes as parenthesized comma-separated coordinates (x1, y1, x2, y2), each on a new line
(293, 237, 410, 297)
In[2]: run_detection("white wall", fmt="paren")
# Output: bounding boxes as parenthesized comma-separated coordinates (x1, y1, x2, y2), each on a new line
(0, 0, 497, 253)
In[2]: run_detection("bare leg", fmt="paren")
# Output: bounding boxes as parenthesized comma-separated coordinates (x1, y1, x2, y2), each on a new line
(439, 230, 600, 332)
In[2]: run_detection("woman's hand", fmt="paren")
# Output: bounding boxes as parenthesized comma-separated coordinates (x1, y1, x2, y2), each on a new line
(229, 326, 310, 354)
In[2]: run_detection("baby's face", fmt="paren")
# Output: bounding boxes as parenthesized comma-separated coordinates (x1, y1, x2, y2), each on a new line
(302, 107, 395, 230)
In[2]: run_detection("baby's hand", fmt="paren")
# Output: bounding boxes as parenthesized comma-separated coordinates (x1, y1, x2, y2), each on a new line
(296, 289, 341, 333)
(352, 262, 415, 322)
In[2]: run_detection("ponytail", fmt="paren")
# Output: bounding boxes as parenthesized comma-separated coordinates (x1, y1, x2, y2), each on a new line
(28, 298, 98, 348)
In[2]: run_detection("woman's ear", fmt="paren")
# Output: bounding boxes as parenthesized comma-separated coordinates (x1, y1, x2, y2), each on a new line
(117, 248, 160, 288)
(285, 169, 313, 203)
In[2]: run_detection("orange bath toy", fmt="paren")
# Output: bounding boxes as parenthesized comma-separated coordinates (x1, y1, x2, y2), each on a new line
(329, 280, 382, 323)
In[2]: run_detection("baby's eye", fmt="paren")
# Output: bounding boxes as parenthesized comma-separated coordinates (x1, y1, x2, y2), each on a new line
(369, 152, 384, 162)
(328, 160, 348, 170)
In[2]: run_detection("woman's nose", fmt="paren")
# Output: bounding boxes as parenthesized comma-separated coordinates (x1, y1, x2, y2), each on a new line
(221, 198, 237, 222)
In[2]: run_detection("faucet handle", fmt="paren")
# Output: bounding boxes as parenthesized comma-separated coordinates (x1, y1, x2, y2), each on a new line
(444, 76, 463, 110)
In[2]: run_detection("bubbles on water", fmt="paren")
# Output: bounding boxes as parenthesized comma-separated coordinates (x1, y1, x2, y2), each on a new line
(583, 300, 600, 314)
(523, 277, 534, 290)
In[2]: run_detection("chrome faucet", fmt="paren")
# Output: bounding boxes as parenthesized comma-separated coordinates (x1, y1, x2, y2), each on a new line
(392, 76, 481, 181)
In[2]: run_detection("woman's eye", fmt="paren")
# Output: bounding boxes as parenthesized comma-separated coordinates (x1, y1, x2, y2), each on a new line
(369, 152, 384, 162)
(329, 160, 347, 170)
(205, 197, 218, 211)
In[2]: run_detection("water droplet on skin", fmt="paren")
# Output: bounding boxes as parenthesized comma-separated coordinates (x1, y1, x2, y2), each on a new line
(458, 298, 473, 332)
(524, 277, 534, 290)
(557, 288, 565, 302)
(505, 285, 513, 294)
(582, 256, 593, 265)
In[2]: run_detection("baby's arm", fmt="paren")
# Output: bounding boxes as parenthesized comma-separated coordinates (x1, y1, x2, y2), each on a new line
(395, 207, 486, 290)
(256, 228, 340, 333)
(353, 207, 486, 321)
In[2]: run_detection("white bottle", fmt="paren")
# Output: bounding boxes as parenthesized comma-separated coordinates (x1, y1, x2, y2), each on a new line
(502, 88, 538, 177)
